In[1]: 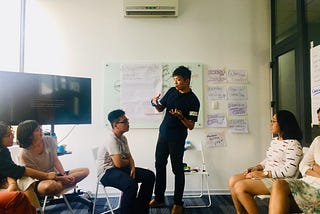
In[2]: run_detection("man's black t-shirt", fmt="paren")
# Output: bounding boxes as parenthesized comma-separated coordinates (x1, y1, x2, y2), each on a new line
(159, 87, 200, 142)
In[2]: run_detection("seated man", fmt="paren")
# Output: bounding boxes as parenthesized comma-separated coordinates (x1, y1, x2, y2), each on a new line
(17, 120, 89, 197)
(97, 109, 155, 214)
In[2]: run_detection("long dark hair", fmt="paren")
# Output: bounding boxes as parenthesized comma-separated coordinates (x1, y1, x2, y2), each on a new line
(276, 110, 303, 141)
(0, 121, 10, 149)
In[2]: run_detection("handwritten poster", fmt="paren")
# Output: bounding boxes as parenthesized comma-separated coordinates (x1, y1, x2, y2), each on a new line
(120, 64, 163, 122)
(228, 117, 248, 133)
(205, 67, 250, 144)
(228, 85, 247, 100)
(228, 102, 247, 116)
(227, 69, 248, 83)
(206, 132, 226, 147)
(207, 69, 227, 83)
(207, 113, 227, 128)
(208, 86, 227, 100)
(311, 44, 320, 124)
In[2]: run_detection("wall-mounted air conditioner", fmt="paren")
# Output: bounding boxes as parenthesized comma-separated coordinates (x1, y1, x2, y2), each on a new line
(124, 0, 179, 18)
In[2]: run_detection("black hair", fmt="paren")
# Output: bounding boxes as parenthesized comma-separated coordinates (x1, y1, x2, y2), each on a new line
(317, 107, 320, 114)
(276, 110, 303, 141)
(172, 66, 191, 80)
(17, 120, 39, 149)
(0, 121, 10, 149)
(108, 109, 125, 128)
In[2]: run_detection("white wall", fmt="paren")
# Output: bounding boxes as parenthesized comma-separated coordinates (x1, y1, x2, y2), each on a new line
(2, 0, 271, 194)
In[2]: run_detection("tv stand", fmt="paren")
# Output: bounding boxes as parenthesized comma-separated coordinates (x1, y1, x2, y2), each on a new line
(51, 124, 55, 136)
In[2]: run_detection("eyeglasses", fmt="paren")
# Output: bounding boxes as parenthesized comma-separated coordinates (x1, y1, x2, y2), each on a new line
(36, 126, 42, 131)
(4, 130, 14, 138)
(270, 120, 278, 123)
(117, 119, 129, 124)
(4, 134, 13, 137)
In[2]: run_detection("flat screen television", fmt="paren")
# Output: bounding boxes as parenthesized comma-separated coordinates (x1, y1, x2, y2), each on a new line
(0, 71, 92, 125)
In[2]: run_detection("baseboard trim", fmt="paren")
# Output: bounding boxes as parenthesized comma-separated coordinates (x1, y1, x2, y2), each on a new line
(96, 189, 230, 198)
(167, 189, 230, 195)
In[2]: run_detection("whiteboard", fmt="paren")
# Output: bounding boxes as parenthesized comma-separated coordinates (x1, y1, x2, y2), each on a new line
(103, 63, 203, 128)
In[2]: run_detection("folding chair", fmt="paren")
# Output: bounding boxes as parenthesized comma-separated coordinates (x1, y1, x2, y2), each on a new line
(41, 187, 75, 214)
(183, 141, 211, 208)
(91, 147, 121, 214)
(39, 182, 92, 214)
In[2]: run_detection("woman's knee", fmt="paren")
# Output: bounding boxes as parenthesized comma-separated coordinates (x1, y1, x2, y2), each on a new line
(273, 179, 287, 186)
(229, 174, 244, 189)
(233, 179, 258, 197)
(229, 175, 237, 189)
(233, 181, 246, 195)
(272, 179, 290, 194)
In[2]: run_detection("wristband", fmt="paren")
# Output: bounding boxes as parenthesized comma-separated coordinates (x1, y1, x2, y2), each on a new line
(151, 100, 157, 107)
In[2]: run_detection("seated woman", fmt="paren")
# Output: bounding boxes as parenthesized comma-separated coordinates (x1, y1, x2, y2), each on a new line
(0, 121, 57, 208)
(228, 110, 303, 214)
(268, 109, 320, 214)
(17, 120, 89, 196)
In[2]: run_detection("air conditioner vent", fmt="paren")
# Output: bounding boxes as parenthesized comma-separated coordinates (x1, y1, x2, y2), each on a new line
(126, 11, 176, 16)
(124, 0, 178, 17)
(126, 6, 176, 10)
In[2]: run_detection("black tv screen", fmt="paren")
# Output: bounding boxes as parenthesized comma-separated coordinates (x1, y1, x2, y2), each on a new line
(0, 71, 91, 125)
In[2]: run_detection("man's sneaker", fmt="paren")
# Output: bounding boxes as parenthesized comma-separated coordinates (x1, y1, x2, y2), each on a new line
(149, 198, 165, 208)
(171, 204, 183, 214)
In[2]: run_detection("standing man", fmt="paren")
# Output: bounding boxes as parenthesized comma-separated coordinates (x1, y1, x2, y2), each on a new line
(149, 66, 200, 214)
(97, 109, 155, 214)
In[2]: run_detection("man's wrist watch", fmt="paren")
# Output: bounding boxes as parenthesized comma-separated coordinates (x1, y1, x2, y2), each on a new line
(263, 171, 269, 177)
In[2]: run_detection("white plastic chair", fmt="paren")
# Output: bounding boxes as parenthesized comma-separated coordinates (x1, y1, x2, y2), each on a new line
(91, 147, 121, 214)
(182, 141, 211, 208)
